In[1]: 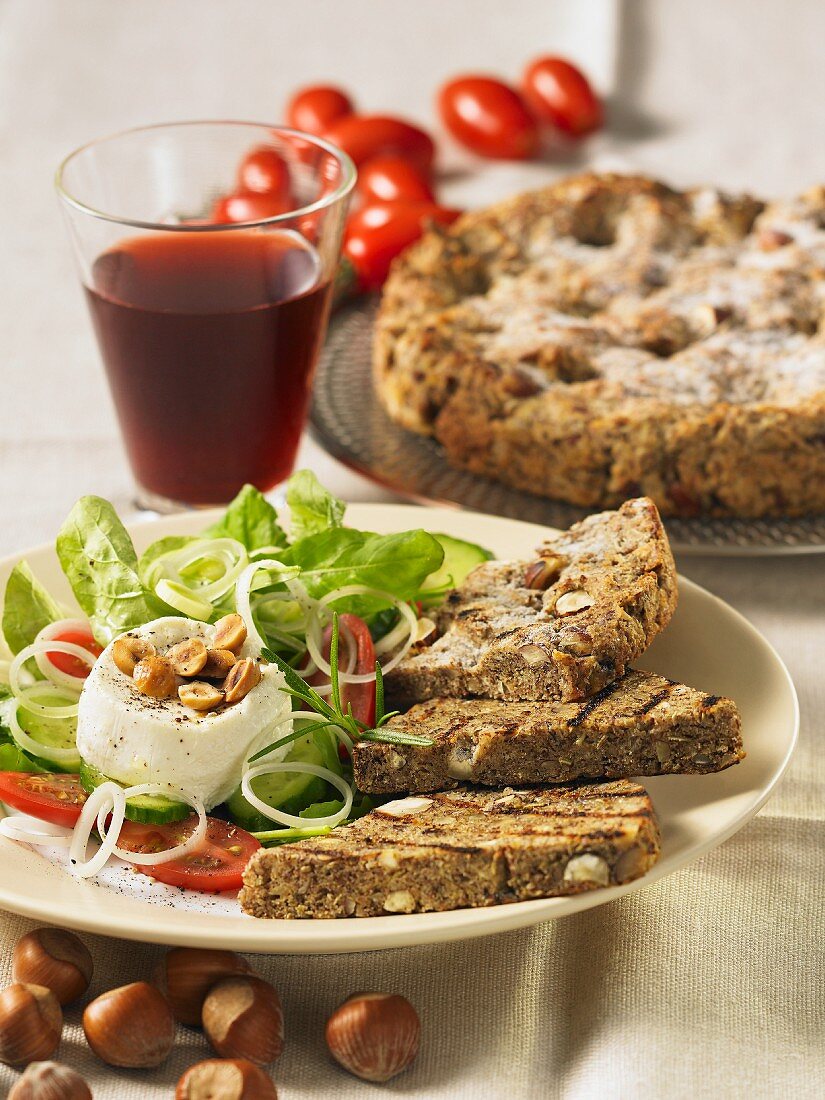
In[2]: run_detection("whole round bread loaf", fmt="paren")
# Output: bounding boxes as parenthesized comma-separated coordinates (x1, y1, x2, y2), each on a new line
(373, 173, 825, 517)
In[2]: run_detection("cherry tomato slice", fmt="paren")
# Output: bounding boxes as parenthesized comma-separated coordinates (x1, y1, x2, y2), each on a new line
(309, 612, 377, 729)
(237, 146, 292, 200)
(438, 76, 539, 160)
(287, 85, 355, 135)
(344, 201, 461, 290)
(522, 56, 603, 137)
(357, 156, 435, 205)
(211, 191, 293, 224)
(323, 115, 436, 173)
(47, 628, 102, 679)
(0, 773, 87, 828)
(117, 816, 260, 893)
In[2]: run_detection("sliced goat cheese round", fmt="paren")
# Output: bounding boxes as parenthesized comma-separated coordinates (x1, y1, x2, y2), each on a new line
(76, 617, 291, 810)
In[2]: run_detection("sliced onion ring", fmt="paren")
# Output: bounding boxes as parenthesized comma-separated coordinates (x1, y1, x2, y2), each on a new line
(69, 782, 127, 878)
(155, 579, 214, 621)
(108, 784, 207, 866)
(235, 560, 312, 652)
(15, 685, 79, 721)
(307, 585, 418, 683)
(156, 538, 249, 603)
(242, 762, 353, 829)
(33, 619, 100, 689)
(0, 813, 74, 848)
(9, 641, 96, 716)
(6, 697, 81, 767)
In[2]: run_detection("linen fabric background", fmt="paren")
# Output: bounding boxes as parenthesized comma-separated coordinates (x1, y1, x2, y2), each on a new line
(1, 2, 823, 1096)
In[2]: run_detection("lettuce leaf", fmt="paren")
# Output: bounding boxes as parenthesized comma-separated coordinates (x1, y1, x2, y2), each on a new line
(2, 561, 63, 654)
(203, 485, 286, 552)
(286, 469, 346, 540)
(279, 527, 444, 605)
(56, 496, 156, 645)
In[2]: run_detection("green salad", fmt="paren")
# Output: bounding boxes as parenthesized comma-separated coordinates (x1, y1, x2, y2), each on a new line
(0, 472, 491, 889)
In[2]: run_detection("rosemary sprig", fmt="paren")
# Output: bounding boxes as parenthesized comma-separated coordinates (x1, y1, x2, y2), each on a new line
(252, 612, 432, 762)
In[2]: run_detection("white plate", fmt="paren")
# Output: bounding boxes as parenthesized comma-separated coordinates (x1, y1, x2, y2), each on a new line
(0, 504, 798, 954)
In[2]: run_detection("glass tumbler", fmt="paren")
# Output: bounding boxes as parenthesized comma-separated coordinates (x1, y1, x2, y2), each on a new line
(56, 122, 355, 511)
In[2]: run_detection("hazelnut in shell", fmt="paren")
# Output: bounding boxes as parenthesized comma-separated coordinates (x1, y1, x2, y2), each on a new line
(176, 1058, 278, 1099)
(13, 928, 93, 1006)
(325, 992, 420, 1083)
(8, 1061, 92, 1100)
(202, 976, 284, 1065)
(0, 983, 63, 1067)
(156, 947, 254, 1026)
(82, 981, 174, 1068)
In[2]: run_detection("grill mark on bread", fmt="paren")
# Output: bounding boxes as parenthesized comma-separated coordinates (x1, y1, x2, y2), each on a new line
(354, 670, 744, 794)
(239, 779, 663, 919)
(638, 683, 676, 714)
(567, 676, 628, 727)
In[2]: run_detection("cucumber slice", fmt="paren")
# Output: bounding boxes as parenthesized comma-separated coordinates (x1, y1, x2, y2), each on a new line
(16, 700, 80, 773)
(224, 733, 329, 832)
(419, 533, 494, 607)
(79, 760, 191, 825)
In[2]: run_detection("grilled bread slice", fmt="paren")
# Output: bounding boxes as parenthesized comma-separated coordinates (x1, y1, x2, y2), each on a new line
(354, 670, 743, 794)
(239, 779, 660, 919)
(386, 497, 677, 705)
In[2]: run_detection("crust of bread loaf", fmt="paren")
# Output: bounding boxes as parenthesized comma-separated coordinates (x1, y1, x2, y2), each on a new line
(374, 173, 825, 517)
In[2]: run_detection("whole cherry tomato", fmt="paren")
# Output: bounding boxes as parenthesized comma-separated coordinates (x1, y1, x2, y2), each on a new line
(344, 201, 461, 291)
(237, 146, 292, 200)
(437, 76, 539, 160)
(522, 56, 602, 137)
(286, 85, 354, 135)
(211, 190, 292, 224)
(323, 115, 436, 173)
(357, 156, 435, 205)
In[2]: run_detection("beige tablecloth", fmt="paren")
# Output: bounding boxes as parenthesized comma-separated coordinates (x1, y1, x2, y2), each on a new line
(1, 2, 824, 1097)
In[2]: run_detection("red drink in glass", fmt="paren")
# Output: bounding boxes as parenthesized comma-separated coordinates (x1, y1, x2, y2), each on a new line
(85, 231, 331, 504)
(57, 122, 354, 510)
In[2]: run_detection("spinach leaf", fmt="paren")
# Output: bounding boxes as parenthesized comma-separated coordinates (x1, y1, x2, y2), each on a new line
(203, 485, 286, 552)
(56, 496, 155, 645)
(280, 527, 444, 604)
(2, 561, 63, 654)
(286, 469, 346, 541)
